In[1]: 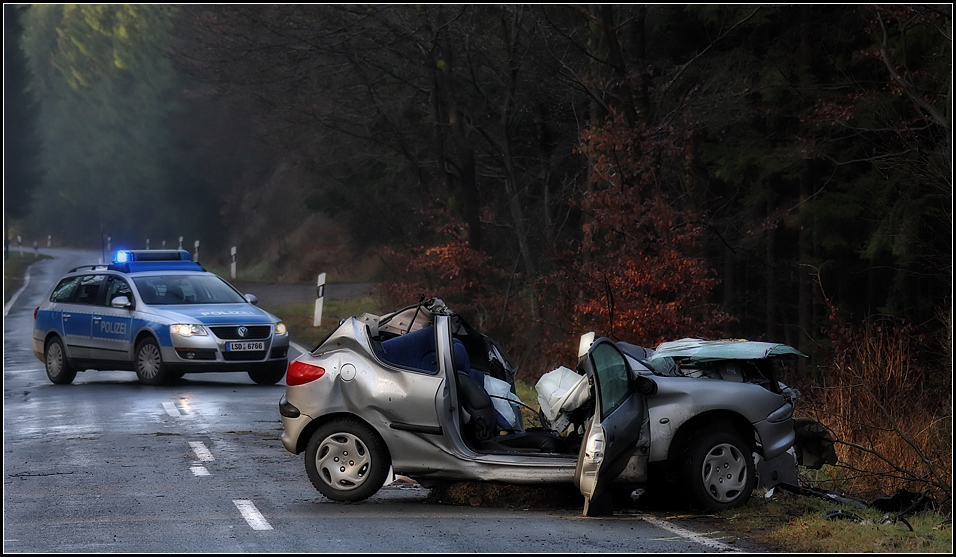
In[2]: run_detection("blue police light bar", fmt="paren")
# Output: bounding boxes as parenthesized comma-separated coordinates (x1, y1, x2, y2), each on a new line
(113, 250, 192, 264)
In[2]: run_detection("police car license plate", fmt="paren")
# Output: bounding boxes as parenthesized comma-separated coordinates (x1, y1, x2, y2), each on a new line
(227, 341, 264, 352)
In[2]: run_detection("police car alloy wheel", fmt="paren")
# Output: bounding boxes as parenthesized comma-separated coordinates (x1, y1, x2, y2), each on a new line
(45, 337, 77, 385)
(135, 338, 167, 385)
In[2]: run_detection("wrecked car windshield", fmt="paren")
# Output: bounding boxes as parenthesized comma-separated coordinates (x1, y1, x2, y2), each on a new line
(642, 356, 679, 376)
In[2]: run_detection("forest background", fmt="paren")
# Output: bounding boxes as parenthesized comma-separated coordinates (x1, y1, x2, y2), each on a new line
(4, 5, 952, 505)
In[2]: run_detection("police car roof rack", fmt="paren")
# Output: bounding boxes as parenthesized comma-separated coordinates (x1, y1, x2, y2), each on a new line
(68, 264, 111, 273)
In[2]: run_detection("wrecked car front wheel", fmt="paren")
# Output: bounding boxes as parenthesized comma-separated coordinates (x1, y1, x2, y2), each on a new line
(680, 428, 755, 511)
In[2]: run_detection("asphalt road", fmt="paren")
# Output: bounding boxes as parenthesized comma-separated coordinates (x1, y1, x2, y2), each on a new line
(3, 248, 755, 553)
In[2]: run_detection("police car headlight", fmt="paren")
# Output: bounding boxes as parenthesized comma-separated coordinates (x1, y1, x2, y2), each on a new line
(274, 322, 287, 336)
(170, 324, 208, 337)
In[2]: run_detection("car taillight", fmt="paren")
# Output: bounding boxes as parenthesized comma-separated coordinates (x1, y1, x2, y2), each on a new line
(286, 359, 325, 386)
(34, 307, 39, 320)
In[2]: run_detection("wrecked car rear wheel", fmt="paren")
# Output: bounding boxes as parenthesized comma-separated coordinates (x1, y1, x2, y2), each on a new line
(680, 428, 755, 511)
(305, 418, 390, 502)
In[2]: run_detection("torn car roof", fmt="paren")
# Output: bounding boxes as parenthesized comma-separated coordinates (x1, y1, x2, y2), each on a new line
(650, 338, 807, 361)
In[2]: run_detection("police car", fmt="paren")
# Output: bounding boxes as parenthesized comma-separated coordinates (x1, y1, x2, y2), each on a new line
(33, 250, 289, 385)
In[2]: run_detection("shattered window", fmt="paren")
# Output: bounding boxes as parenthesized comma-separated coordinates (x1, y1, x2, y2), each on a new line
(643, 356, 678, 377)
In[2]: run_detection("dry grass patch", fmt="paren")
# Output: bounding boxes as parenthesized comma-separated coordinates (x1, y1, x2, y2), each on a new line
(798, 310, 952, 506)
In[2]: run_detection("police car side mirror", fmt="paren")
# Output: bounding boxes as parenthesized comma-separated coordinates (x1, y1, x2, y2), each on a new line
(244, 294, 259, 306)
(111, 295, 132, 309)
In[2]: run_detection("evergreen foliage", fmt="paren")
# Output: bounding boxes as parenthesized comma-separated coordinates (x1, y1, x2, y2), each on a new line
(18, 5, 222, 250)
(4, 5, 44, 254)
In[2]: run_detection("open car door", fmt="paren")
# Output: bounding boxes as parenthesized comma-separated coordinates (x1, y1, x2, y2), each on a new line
(574, 337, 649, 516)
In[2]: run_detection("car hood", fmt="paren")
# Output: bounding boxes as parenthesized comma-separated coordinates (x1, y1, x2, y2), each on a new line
(649, 338, 807, 361)
(148, 304, 277, 325)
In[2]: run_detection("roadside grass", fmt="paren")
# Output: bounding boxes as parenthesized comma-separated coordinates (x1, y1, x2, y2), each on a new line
(260, 296, 387, 349)
(3, 253, 52, 303)
(425, 481, 951, 552)
(708, 491, 952, 553)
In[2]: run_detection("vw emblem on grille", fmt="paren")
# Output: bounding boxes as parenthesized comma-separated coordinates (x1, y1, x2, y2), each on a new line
(237, 326, 248, 338)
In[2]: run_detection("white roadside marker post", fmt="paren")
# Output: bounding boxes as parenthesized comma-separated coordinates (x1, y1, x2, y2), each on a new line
(314, 272, 327, 327)
(194, 240, 200, 262)
(231, 246, 237, 279)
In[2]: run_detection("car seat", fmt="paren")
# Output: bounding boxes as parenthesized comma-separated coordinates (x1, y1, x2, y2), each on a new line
(455, 362, 565, 454)
(378, 327, 438, 371)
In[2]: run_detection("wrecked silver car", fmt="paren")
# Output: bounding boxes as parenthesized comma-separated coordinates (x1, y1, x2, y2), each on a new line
(278, 298, 817, 515)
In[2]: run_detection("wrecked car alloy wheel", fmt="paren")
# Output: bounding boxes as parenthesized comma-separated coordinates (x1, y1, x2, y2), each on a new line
(681, 428, 756, 511)
(305, 418, 391, 502)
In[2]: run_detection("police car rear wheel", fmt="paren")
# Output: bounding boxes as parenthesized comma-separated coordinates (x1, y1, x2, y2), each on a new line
(135, 338, 167, 385)
(45, 337, 77, 385)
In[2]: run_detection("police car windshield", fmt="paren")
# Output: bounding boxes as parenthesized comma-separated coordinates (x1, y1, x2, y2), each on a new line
(132, 275, 248, 305)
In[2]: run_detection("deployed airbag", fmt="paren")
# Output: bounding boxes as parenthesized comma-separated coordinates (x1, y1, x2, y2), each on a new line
(535, 366, 589, 433)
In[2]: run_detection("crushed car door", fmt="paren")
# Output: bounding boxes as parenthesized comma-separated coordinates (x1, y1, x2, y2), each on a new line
(574, 338, 647, 517)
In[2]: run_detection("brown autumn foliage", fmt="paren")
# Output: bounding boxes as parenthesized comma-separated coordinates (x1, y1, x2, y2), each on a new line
(796, 302, 952, 506)
(534, 110, 735, 372)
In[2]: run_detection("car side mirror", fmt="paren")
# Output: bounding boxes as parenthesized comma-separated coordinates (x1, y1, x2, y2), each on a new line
(634, 375, 658, 397)
(244, 293, 259, 306)
(110, 295, 132, 308)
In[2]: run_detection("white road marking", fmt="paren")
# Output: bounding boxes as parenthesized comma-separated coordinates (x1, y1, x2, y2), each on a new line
(3, 262, 34, 317)
(233, 499, 273, 531)
(190, 466, 210, 476)
(644, 517, 740, 552)
(188, 441, 215, 462)
(162, 401, 182, 417)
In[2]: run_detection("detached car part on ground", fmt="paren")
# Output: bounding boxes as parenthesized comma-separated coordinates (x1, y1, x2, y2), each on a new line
(279, 298, 830, 515)
(33, 250, 289, 385)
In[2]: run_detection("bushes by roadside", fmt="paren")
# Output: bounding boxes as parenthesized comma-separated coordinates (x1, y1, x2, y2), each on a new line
(797, 305, 952, 509)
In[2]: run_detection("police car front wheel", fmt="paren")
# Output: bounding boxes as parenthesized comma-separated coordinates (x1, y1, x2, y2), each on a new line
(135, 338, 168, 385)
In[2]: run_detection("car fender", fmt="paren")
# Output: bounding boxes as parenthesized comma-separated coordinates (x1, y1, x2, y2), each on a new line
(647, 376, 791, 463)
(282, 343, 449, 472)
(35, 330, 67, 363)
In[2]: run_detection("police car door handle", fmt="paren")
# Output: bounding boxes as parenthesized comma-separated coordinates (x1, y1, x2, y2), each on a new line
(93, 317, 102, 322)
(63, 314, 71, 320)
